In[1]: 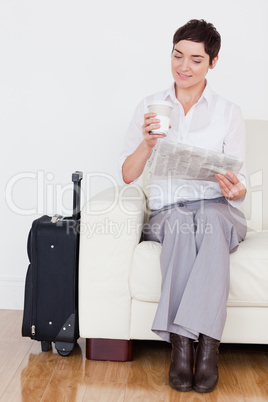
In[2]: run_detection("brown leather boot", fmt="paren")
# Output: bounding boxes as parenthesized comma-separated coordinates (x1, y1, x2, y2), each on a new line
(169, 333, 195, 392)
(193, 333, 220, 393)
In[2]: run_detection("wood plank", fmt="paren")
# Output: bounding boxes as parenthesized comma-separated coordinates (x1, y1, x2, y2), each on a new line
(83, 383, 126, 402)
(0, 340, 60, 401)
(42, 371, 89, 402)
(125, 341, 166, 401)
(164, 385, 205, 401)
(89, 360, 129, 384)
(14, 377, 51, 402)
(84, 358, 129, 402)
(55, 339, 94, 376)
(0, 341, 32, 396)
(19, 341, 61, 380)
(72, 340, 130, 400)
(230, 345, 268, 402)
(0, 310, 25, 342)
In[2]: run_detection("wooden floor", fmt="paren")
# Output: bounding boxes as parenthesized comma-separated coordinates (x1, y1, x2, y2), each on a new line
(0, 310, 268, 401)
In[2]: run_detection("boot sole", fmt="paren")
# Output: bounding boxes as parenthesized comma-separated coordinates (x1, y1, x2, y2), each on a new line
(169, 382, 193, 392)
(193, 381, 218, 393)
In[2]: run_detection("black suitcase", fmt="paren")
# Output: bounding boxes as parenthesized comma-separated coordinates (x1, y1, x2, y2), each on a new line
(22, 171, 83, 356)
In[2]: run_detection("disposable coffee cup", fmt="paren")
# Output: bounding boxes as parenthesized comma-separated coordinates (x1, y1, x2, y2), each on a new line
(148, 101, 173, 136)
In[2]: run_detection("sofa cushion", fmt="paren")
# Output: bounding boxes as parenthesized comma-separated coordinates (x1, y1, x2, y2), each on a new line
(129, 231, 268, 307)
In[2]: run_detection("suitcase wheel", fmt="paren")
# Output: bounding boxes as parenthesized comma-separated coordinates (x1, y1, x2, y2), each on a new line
(57, 349, 72, 357)
(55, 341, 75, 357)
(41, 341, 52, 352)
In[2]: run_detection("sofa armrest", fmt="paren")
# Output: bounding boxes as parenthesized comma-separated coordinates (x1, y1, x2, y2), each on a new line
(79, 184, 147, 340)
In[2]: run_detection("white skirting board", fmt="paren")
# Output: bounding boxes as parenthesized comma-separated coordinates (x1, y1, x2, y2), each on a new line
(0, 277, 25, 310)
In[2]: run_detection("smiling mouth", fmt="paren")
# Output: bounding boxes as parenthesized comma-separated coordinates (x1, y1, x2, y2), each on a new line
(178, 72, 192, 78)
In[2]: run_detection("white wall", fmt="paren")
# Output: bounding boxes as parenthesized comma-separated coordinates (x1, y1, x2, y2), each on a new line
(1, 0, 267, 309)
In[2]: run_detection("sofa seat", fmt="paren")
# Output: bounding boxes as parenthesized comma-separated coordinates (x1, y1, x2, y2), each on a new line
(130, 231, 268, 307)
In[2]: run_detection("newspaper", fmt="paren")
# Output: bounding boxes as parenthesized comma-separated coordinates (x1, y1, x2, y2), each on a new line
(148, 140, 243, 182)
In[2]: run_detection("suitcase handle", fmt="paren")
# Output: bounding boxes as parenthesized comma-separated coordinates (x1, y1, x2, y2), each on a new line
(72, 171, 83, 220)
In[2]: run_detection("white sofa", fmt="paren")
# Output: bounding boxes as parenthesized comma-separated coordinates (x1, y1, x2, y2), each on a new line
(79, 120, 268, 361)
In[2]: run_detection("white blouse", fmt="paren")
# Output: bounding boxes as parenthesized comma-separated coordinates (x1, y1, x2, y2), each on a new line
(119, 82, 247, 210)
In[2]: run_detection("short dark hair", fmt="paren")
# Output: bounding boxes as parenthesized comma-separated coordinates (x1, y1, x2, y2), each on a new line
(172, 19, 221, 65)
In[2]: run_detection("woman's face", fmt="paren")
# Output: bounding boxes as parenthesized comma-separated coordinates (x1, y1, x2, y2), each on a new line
(171, 40, 218, 92)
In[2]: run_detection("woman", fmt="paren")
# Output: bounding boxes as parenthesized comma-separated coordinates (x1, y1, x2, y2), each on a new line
(119, 19, 247, 393)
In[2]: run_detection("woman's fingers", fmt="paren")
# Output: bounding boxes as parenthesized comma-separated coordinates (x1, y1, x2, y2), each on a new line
(142, 113, 166, 147)
(215, 173, 246, 200)
(143, 113, 160, 134)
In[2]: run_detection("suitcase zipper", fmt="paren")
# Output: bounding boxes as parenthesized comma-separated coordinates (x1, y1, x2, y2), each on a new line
(30, 215, 49, 340)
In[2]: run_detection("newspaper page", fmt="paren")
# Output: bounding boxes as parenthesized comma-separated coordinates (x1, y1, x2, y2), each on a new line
(148, 140, 243, 182)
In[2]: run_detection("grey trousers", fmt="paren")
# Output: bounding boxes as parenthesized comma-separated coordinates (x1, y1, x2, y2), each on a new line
(143, 197, 247, 342)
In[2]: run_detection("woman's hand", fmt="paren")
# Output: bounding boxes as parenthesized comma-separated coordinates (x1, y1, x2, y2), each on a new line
(142, 113, 168, 148)
(122, 112, 172, 184)
(215, 171, 246, 201)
